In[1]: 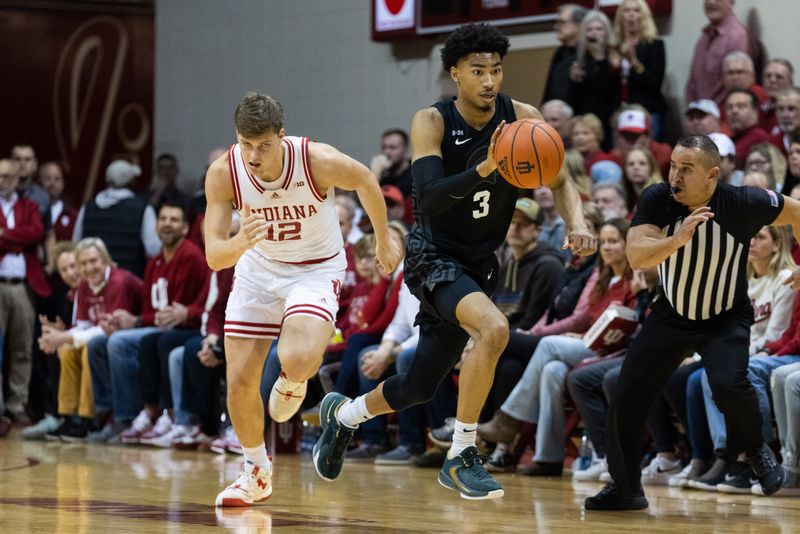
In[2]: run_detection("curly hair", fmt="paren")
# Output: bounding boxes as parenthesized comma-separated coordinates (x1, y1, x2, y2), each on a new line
(440, 23, 510, 72)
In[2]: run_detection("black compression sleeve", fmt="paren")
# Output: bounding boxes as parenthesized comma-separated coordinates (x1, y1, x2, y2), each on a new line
(412, 156, 485, 216)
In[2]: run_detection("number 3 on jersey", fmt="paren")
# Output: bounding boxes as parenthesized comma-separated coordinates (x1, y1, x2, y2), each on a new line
(472, 190, 490, 219)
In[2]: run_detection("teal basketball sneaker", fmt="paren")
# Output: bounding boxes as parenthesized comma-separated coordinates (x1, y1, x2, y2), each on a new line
(438, 446, 505, 499)
(312, 392, 356, 481)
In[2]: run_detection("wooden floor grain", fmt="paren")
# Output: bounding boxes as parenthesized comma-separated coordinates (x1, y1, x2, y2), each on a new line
(1, 430, 798, 533)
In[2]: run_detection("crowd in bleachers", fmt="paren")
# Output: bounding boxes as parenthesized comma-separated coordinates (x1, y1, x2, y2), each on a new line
(1, 0, 799, 498)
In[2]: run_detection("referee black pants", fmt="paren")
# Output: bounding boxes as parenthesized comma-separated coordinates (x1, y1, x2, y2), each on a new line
(606, 298, 763, 496)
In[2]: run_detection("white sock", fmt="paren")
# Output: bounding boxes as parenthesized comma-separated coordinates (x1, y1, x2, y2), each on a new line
(277, 372, 304, 392)
(242, 443, 271, 471)
(336, 395, 372, 429)
(448, 420, 477, 458)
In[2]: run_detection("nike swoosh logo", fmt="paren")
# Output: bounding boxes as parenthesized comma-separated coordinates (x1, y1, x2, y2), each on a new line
(454, 138, 472, 145)
(463, 428, 476, 433)
(723, 474, 738, 482)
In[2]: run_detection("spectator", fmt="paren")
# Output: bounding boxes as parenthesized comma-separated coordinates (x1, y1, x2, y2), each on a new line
(590, 160, 623, 184)
(720, 51, 768, 112)
(148, 153, 189, 210)
(38, 161, 78, 281)
(86, 202, 207, 443)
(533, 185, 570, 261)
(569, 10, 619, 146)
(73, 159, 160, 278)
(10, 144, 50, 228)
(770, 361, 800, 495)
(726, 88, 771, 167)
(741, 171, 771, 189)
(335, 195, 364, 324)
(744, 143, 787, 192)
(38, 239, 143, 441)
(336, 193, 363, 245)
(0, 158, 50, 425)
(609, 0, 668, 140)
(187, 147, 227, 248)
(787, 133, 800, 198)
(21, 242, 81, 440)
(762, 59, 795, 134)
(562, 149, 593, 199)
(570, 114, 619, 174)
(685, 0, 749, 103)
(478, 218, 638, 476)
(494, 198, 564, 331)
(381, 185, 406, 223)
(622, 147, 663, 214)
(772, 87, 800, 155)
(371, 129, 412, 198)
(541, 100, 574, 148)
(611, 107, 672, 177)
(542, 3, 588, 104)
(685, 100, 723, 136)
(709, 132, 744, 185)
(592, 181, 629, 220)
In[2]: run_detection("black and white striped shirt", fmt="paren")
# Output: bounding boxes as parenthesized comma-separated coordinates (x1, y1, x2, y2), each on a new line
(632, 183, 784, 320)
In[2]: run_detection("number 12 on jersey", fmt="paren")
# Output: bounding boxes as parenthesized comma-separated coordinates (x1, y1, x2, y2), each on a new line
(472, 190, 490, 219)
(264, 221, 301, 241)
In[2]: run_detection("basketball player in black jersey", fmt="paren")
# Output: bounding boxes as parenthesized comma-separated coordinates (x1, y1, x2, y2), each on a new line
(313, 23, 596, 499)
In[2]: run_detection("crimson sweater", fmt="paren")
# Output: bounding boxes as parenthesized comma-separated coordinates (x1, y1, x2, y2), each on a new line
(140, 239, 209, 328)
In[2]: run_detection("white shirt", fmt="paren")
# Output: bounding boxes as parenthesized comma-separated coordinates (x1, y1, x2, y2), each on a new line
(0, 193, 27, 278)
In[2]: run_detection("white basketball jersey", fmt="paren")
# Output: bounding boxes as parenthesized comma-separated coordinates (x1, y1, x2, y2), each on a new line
(227, 136, 343, 264)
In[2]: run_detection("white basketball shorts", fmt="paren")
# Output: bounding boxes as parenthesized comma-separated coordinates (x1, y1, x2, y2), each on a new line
(224, 248, 346, 339)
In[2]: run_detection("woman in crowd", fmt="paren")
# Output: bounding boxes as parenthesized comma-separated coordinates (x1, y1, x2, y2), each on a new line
(621, 147, 663, 214)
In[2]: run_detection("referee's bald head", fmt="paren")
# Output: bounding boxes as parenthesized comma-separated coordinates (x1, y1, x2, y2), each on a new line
(675, 135, 722, 170)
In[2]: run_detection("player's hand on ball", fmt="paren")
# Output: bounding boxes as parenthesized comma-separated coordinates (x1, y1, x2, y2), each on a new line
(564, 227, 597, 256)
(375, 236, 402, 275)
(478, 120, 506, 177)
(239, 203, 269, 248)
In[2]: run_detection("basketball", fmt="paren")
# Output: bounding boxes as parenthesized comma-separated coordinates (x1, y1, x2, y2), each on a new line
(493, 118, 565, 189)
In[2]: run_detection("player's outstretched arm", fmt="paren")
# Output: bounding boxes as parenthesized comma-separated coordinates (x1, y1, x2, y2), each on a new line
(204, 156, 268, 270)
(309, 142, 401, 275)
(410, 108, 502, 216)
(512, 100, 596, 256)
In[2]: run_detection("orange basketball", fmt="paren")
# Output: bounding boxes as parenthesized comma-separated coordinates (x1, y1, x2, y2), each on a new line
(493, 118, 565, 189)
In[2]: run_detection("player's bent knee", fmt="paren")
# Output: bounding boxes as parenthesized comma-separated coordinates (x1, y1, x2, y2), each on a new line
(475, 315, 509, 352)
(279, 351, 322, 381)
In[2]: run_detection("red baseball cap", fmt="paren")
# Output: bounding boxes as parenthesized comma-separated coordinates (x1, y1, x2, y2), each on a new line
(381, 185, 404, 205)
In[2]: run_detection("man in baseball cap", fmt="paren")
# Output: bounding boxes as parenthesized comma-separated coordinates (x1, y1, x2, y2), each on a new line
(685, 99, 724, 136)
(612, 107, 671, 177)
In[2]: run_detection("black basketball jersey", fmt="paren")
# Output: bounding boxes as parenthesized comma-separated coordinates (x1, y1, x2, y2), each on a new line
(632, 182, 784, 320)
(410, 94, 518, 261)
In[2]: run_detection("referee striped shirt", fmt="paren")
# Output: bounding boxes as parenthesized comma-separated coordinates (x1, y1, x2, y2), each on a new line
(632, 183, 784, 320)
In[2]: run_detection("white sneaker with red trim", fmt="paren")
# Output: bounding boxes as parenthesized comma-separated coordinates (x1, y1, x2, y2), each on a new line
(215, 463, 273, 507)
(268, 372, 307, 423)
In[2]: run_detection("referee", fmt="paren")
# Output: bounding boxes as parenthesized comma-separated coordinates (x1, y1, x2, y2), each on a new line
(586, 135, 794, 510)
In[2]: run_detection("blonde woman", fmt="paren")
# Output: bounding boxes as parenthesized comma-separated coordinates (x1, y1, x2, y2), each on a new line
(745, 143, 788, 193)
(569, 114, 619, 174)
(569, 10, 619, 144)
(609, 0, 667, 139)
(622, 147, 662, 213)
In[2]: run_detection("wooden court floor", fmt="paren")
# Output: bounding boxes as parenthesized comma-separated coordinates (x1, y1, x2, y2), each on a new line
(1, 429, 799, 533)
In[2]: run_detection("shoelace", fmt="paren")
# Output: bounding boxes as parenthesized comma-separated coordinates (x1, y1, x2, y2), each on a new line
(596, 483, 619, 497)
(460, 450, 492, 480)
(750, 448, 775, 476)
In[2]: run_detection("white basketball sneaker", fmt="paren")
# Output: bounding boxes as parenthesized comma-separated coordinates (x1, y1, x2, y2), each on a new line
(268, 372, 307, 423)
(215, 462, 273, 507)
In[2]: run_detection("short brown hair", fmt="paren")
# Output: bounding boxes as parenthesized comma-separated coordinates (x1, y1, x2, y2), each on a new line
(234, 92, 284, 137)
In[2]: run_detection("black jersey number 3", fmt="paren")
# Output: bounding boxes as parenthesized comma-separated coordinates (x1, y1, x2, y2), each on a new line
(472, 190, 490, 219)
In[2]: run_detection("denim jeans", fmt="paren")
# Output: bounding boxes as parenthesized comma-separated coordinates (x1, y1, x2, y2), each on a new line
(168, 345, 192, 425)
(107, 327, 160, 421)
(685, 367, 714, 460)
(702, 355, 800, 452)
(501, 335, 595, 462)
(771, 361, 800, 468)
(88, 334, 111, 414)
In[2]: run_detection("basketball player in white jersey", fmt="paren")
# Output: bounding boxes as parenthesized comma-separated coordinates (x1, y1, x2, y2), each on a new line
(204, 93, 402, 507)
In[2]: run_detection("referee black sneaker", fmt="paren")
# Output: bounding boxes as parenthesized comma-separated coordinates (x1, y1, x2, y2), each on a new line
(748, 444, 786, 496)
(584, 483, 649, 511)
